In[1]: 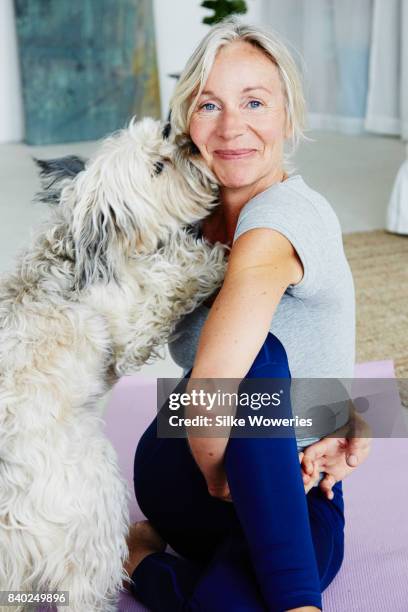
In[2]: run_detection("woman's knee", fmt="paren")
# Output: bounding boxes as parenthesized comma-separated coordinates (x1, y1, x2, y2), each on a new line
(224, 435, 300, 488)
(246, 332, 291, 378)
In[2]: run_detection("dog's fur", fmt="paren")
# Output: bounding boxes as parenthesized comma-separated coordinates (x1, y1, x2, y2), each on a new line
(0, 117, 227, 611)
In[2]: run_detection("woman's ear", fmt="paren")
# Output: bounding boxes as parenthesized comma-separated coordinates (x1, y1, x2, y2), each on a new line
(284, 111, 293, 140)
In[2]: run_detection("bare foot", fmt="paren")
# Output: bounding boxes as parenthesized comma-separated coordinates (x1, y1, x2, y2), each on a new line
(123, 520, 166, 590)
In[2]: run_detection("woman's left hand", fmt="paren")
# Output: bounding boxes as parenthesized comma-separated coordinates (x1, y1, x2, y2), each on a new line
(298, 452, 321, 494)
(301, 409, 372, 499)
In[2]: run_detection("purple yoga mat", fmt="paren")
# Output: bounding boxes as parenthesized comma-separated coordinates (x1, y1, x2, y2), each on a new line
(323, 360, 408, 611)
(39, 360, 408, 611)
(106, 360, 408, 612)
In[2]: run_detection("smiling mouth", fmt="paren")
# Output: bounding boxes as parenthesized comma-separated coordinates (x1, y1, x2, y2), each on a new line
(214, 149, 257, 160)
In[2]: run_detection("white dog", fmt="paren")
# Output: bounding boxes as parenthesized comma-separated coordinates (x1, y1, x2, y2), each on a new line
(0, 117, 227, 611)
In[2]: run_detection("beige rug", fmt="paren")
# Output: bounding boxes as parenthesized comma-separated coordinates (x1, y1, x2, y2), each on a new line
(343, 229, 408, 385)
(343, 230, 408, 378)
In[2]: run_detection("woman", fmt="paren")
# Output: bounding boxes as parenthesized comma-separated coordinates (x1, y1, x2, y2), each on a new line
(125, 21, 370, 611)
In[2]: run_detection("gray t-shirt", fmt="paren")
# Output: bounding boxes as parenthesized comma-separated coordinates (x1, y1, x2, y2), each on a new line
(168, 175, 356, 449)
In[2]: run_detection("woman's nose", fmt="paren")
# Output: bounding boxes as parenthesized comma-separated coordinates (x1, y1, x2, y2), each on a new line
(216, 106, 246, 140)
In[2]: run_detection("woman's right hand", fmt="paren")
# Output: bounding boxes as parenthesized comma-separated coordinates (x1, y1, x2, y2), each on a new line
(301, 408, 372, 499)
(205, 462, 233, 502)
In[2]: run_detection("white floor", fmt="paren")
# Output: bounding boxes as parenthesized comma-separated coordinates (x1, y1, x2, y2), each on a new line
(0, 130, 406, 378)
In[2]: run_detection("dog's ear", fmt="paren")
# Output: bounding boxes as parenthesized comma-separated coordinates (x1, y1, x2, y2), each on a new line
(71, 180, 140, 292)
(69, 144, 140, 292)
(72, 200, 121, 292)
(33, 156, 86, 205)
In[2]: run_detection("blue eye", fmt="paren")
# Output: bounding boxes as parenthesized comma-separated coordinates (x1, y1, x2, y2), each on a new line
(248, 100, 262, 109)
(200, 102, 218, 112)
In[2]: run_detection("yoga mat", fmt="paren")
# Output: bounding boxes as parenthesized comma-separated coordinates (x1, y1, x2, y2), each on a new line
(323, 360, 408, 611)
(108, 360, 408, 611)
(39, 360, 408, 611)
(104, 377, 156, 523)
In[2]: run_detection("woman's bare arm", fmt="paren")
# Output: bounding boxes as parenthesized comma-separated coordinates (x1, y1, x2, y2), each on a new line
(186, 227, 303, 494)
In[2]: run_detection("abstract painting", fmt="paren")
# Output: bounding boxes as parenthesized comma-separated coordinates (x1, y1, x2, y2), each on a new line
(14, 0, 161, 144)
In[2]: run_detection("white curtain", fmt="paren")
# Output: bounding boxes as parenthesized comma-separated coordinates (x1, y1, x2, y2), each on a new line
(365, 0, 408, 138)
(365, 0, 408, 233)
(262, 0, 408, 234)
(263, 0, 373, 134)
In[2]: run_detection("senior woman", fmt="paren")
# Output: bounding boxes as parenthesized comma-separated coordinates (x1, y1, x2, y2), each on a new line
(125, 21, 370, 611)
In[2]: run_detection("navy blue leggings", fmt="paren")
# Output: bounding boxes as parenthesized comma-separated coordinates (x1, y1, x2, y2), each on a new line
(132, 333, 345, 611)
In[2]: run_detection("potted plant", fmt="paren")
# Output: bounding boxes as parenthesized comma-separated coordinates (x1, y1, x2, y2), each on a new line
(201, 0, 247, 25)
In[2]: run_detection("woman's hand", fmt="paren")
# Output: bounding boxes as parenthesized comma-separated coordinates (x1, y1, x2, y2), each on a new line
(301, 408, 372, 500)
(206, 465, 233, 502)
(298, 452, 321, 494)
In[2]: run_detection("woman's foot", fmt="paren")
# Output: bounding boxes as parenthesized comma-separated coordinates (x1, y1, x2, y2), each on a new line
(123, 520, 166, 590)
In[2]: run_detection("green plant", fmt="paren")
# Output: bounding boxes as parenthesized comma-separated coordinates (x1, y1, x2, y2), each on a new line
(201, 0, 248, 26)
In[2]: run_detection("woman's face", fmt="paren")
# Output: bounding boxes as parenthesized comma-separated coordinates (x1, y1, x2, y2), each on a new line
(189, 41, 288, 196)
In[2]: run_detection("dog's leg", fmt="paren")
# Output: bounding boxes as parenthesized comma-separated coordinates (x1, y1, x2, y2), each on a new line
(0, 303, 130, 612)
(106, 232, 227, 375)
(51, 433, 129, 612)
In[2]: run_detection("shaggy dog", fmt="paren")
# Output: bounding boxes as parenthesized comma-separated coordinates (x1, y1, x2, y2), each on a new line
(0, 117, 226, 611)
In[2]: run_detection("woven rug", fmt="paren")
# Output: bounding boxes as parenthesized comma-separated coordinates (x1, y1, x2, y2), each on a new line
(343, 229, 408, 405)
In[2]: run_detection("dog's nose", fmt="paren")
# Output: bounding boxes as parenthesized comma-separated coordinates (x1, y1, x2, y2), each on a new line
(154, 161, 164, 175)
(162, 121, 171, 139)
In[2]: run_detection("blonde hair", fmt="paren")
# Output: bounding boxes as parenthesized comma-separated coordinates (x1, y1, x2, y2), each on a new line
(170, 19, 307, 158)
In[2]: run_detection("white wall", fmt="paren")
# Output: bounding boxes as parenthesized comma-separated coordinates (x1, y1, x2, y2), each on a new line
(0, 0, 24, 143)
(153, 0, 263, 119)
